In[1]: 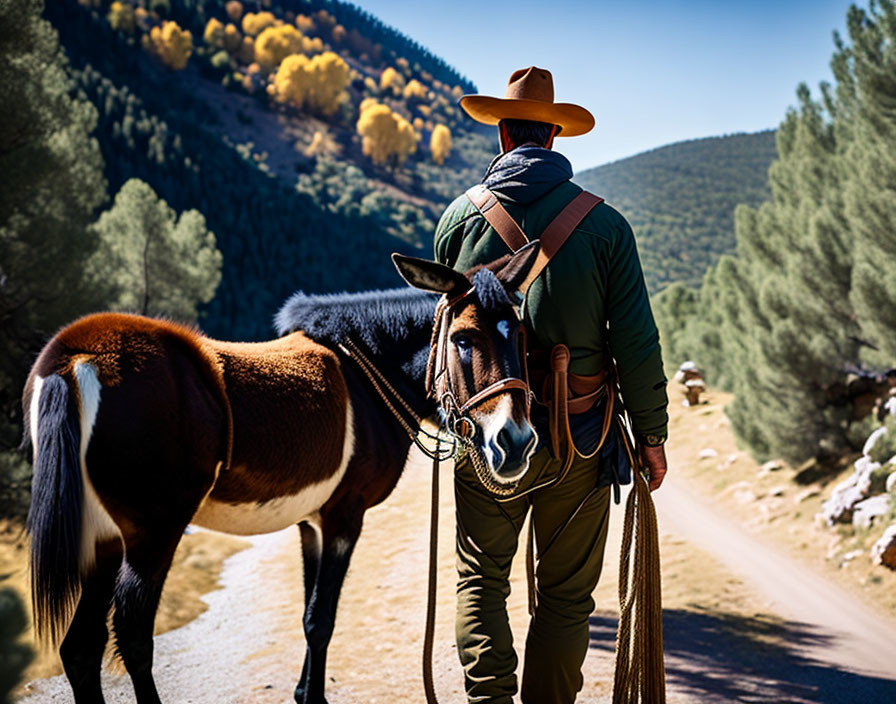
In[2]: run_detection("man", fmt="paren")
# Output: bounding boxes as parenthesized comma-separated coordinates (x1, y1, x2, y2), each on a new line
(433, 67, 669, 704)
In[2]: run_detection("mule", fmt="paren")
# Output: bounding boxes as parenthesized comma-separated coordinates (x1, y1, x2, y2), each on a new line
(24, 249, 539, 704)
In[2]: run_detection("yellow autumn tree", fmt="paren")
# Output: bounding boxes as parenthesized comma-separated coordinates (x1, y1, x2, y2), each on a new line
(295, 14, 314, 32)
(357, 101, 418, 167)
(271, 52, 350, 115)
(430, 124, 452, 165)
(147, 21, 192, 71)
(241, 11, 276, 36)
(204, 17, 226, 47)
(380, 66, 404, 93)
(223, 24, 242, 53)
(107, 1, 135, 33)
(254, 24, 301, 68)
(403, 79, 427, 100)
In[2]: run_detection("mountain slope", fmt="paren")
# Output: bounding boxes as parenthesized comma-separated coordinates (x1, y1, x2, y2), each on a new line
(46, 0, 494, 340)
(575, 131, 777, 292)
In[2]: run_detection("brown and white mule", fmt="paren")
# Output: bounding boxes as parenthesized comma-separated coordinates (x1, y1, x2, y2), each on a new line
(24, 250, 538, 704)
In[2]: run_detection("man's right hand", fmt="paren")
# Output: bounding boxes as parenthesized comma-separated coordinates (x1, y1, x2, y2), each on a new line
(639, 444, 667, 491)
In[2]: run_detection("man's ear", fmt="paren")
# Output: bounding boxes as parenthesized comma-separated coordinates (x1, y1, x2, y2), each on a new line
(495, 240, 539, 293)
(392, 253, 471, 296)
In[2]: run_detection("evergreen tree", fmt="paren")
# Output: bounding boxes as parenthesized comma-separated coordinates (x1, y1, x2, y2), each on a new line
(0, 0, 106, 501)
(842, 1, 896, 364)
(89, 179, 222, 322)
(651, 282, 698, 370)
(701, 86, 859, 463)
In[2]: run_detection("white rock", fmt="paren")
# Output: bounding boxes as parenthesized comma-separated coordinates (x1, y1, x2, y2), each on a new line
(863, 426, 888, 458)
(852, 495, 891, 529)
(760, 459, 785, 473)
(795, 487, 821, 504)
(842, 549, 863, 562)
(885, 396, 896, 417)
(769, 486, 787, 497)
(821, 458, 879, 525)
(887, 471, 896, 494)
(698, 448, 718, 459)
(871, 524, 896, 569)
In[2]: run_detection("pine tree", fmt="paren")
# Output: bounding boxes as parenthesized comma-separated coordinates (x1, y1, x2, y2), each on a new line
(89, 179, 222, 322)
(843, 1, 896, 364)
(702, 85, 859, 463)
(0, 0, 107, 459)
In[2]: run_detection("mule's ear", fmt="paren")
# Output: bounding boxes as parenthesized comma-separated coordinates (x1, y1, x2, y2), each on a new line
(392, 253, 471, 296)
(496, 240, 540, 292)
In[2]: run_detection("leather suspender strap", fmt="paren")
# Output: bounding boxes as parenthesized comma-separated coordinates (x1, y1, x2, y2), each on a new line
(518, 190, 604, 293)
(466, 184, 529, 251)
(466, 184, 604, 293)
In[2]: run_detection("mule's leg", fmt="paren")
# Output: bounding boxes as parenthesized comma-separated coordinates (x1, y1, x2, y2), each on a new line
(111, 525, 186, 704)
(59, 539, 123, 704)
(294, 520, 322, 701)
(294, 499, 364, 704)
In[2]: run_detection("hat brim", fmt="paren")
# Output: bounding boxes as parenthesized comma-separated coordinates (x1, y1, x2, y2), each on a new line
(459, 95, 595, 137)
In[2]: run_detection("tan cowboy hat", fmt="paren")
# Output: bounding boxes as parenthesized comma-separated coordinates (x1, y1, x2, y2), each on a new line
(459, 67, 595, 137)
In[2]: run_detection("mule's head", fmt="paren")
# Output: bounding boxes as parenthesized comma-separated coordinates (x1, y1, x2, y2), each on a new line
(393, 244, 539, 485)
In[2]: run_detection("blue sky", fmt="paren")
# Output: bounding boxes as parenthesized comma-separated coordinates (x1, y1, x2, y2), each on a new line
(361, 0, 852, 172)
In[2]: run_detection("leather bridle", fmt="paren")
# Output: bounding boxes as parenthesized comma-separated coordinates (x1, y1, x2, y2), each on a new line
(427, 287, 531, 443)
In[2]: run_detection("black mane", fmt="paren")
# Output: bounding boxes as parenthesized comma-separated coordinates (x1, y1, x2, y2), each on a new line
(275, 287, 438, 356)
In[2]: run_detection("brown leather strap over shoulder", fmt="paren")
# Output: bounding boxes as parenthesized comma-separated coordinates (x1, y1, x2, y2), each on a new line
(466, 184, 528, 251)
(519, 190, 604, 293)
(466, 184, 604, 294)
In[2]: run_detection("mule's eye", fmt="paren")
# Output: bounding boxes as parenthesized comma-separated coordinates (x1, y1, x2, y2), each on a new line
(453, 334, 474, 351)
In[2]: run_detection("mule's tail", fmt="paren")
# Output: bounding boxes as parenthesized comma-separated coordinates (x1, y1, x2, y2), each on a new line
(27, 373, 84, 646)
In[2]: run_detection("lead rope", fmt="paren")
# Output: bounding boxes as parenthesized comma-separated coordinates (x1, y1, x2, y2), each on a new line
(613, 418, 666, 704)
(423, 441, 441, 704)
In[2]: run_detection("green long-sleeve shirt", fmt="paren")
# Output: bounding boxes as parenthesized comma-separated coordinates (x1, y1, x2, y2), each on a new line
(434, 180, 668, 440)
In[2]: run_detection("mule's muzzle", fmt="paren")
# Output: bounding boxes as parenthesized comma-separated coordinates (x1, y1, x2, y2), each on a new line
(487, 418, 537, 482)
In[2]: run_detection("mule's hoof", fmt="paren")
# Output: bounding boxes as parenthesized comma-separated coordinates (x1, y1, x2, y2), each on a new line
(294, 682, 328, 704)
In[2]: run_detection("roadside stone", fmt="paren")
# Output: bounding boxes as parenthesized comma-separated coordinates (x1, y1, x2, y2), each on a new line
(769, 485, 787, 497)
(821, 456, 879, 525)
(698, 448, 718, 460)
(842, 550, 863, 562)
(760, 459, 785, 473)
(871, 524, 896, 569)
(795, 487, 821, 504)
(863, 426, 888, 458)
(852, 495, 890, 529)
(887, 471, 896, 494)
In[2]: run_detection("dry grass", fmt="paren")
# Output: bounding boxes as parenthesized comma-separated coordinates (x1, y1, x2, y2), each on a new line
(665, 389, 896, 620)
(0, 521, 248, 683)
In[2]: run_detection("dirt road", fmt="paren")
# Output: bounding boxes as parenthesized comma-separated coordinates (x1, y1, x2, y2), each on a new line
(18, 444, 896, 703)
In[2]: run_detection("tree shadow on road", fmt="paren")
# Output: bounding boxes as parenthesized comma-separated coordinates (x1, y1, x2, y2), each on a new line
(589, 606, 896, 703)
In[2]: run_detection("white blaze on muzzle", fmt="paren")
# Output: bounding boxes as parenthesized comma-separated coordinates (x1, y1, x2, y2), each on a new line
(473, 395, 538, 483)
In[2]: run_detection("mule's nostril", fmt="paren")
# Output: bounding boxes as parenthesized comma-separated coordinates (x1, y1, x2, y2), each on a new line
(496, 427, 513, 454)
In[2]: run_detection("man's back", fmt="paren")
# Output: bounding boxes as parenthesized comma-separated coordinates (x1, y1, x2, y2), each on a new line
(434, 144, 668, 443)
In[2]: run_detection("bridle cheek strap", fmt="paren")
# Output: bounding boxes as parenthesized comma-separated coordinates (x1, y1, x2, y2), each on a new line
(458, 377, 530, 415)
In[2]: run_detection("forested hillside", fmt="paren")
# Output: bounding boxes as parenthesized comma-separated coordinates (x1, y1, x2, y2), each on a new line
(654, 1, 896, 467)
(46, 0, 495, 341)
(575, 131, 777, 292)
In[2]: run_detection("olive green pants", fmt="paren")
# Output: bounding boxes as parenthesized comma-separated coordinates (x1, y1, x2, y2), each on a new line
(454, 447, 612, 704)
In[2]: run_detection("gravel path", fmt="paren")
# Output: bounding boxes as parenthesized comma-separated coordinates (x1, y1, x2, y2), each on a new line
(18, 447, 896, 703)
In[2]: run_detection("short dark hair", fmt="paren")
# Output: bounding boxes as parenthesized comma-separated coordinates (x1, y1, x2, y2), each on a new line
(500, 119, 557, 147)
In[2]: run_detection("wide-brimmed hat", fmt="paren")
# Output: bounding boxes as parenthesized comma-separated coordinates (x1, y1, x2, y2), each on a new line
(459, 67, 594, 137)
